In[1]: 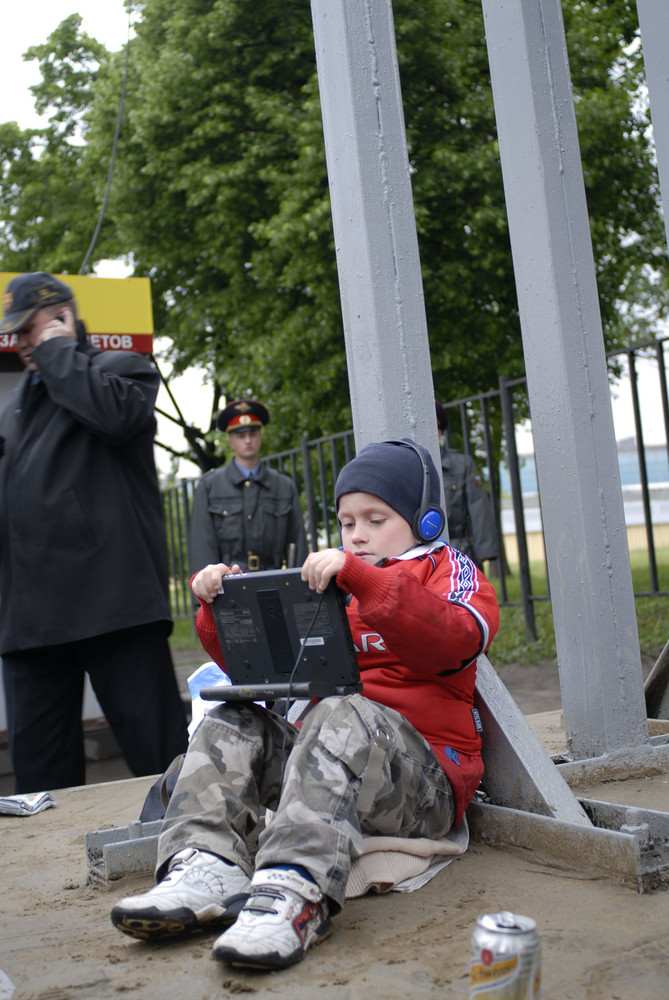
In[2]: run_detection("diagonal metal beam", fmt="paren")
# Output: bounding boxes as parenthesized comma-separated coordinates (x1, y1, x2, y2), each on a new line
(475, 656, 590, 824)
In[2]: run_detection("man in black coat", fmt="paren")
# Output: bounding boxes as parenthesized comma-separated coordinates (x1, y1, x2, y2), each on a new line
(435, 400, 500, 569)
(187, 399, 308, 576)
(0, 272, 188, 793)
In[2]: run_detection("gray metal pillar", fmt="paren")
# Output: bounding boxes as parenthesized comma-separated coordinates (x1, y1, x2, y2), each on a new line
(481, 0, 648, 758)
(309, 0, 594, 824)
(637, 1, 669, 249)
(309, 0, 442, 480)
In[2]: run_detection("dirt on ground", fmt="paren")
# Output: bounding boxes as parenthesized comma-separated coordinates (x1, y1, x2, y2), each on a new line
(1, 766, 669, 1000)
(2, 657, 668, 999)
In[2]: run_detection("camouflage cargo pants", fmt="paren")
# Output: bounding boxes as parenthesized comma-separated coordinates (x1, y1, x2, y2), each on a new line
(157, 693, 455, 909)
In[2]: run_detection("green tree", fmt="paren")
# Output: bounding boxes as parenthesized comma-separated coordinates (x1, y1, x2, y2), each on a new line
(99, 0, 346, 456)
(0, 1, 666, 465)
(0, 16, 121, 273)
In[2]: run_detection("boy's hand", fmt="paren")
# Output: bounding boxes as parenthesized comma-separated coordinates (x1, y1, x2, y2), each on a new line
(302, 549, 346, 594)
(191, 562, 242, 603)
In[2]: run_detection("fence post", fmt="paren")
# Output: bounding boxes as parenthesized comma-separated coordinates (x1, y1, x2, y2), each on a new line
(481, 394, 507, 598)
(628, 349, 659, 592)
(499, 376, 537, 642)
(300, 435, 318, 553)
(180, 479, 195, 616)
(655, 339, 669, 471)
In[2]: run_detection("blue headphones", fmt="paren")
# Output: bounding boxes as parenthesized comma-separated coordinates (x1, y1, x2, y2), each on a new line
(388, 439, 446, 543)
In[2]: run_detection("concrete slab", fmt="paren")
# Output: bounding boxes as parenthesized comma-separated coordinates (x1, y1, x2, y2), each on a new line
(1, 713, 669, 999)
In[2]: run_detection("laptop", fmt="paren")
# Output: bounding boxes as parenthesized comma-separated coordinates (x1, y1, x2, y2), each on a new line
(199, 567, 361, 702)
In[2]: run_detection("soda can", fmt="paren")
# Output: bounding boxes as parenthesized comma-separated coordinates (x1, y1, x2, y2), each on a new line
(469, 911, 541, 999)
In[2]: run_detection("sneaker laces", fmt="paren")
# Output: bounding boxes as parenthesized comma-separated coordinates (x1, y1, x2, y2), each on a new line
(162, 859, 190, 885)
(160, 849, 203, 884)
(159, 849, 243, 898)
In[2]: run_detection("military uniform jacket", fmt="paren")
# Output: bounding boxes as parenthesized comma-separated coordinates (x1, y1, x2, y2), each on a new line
(441, 446, 499, 564)
(187, 459, 308, 575)
(0, 327, 171, 654)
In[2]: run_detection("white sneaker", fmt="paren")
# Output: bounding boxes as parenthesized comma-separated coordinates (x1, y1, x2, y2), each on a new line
(212, 868, 331, 969)
(111, 848, 251, 940)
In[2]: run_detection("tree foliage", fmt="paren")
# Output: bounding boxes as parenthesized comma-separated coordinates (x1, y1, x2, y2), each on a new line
(0, 0, 665, 464)
(0, 16, 121, 273)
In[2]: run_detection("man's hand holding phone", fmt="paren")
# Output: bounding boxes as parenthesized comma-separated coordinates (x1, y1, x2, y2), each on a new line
(37, 306, 76, 346)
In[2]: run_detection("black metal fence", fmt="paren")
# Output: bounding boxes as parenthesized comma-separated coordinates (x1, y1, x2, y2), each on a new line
(164, 336, 669, 639)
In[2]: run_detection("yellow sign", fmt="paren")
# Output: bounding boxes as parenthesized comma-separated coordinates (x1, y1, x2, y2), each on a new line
(0, 272, 154, 353)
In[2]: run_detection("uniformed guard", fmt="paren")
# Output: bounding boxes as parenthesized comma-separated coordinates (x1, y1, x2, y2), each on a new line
(187, 399, 308, 576)
(435, 400, 499, 568)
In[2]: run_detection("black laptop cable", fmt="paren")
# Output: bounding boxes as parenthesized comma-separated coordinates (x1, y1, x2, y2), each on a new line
(275, 588, 327, 806)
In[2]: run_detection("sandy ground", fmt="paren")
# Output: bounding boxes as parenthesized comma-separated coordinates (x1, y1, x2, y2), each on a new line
(1, 765, 668, 1000)
(1, 659, 668, 999)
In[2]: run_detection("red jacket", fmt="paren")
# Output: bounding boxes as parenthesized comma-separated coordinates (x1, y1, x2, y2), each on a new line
(195, 543, 499, 825)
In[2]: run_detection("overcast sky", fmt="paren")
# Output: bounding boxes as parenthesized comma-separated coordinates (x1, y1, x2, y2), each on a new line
(1, 2, 132, 129)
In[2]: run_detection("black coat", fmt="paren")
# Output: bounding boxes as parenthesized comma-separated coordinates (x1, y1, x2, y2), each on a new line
(187, 459, 308, 576)
(440, 446, 499, 565)
(0, 326, 171, 653)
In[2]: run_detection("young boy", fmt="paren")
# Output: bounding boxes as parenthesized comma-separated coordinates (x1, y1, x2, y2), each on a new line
(111, 439, 499, 970)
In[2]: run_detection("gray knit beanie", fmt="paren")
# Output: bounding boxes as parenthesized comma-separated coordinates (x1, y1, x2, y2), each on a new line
(335, 439, 441, 532)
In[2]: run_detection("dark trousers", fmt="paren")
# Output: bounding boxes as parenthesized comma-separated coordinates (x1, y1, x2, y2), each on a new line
(2, 622, 189, 794)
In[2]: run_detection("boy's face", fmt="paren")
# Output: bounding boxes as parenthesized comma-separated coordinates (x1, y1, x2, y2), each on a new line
(338, 492, 417, 564)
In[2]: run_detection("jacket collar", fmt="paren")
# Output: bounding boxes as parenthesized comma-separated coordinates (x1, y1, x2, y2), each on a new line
(384, 540, 447, 564)
(228, 458, 267, 486)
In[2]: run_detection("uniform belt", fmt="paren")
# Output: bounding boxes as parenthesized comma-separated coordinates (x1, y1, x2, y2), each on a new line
(247, 552, 261, 571)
